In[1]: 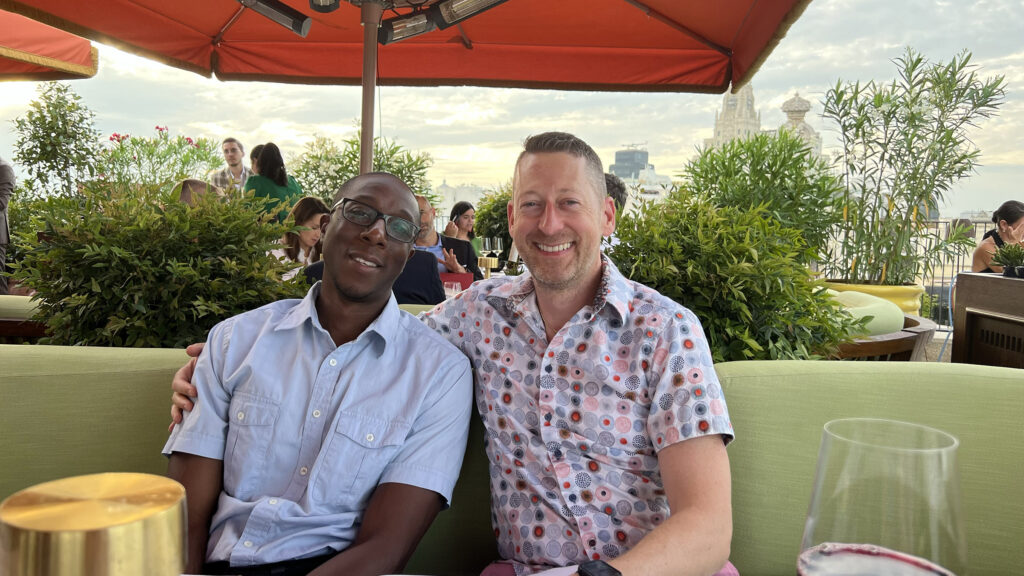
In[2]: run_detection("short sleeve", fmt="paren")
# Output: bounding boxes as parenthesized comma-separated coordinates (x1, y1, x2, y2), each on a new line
(162, 320, 234, 460)
(646, 307, 734, 450)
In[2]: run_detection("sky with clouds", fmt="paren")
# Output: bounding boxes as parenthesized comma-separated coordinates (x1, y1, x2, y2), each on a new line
(1, 0, 1021, 217)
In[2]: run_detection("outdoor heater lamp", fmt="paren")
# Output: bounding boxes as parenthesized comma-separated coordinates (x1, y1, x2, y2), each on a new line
(378, 0, 511, 44)
(309, 0, 341, 12)
(238, 0, 312, 37)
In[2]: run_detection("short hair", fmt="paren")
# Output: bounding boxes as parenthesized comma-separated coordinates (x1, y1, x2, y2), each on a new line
(449, 201, 476, 239)
(222, 137, 244, 155)
(331, 172, 416, 206)
(515, 132, 605, 200)
(258, 143, 287, 187)
(604, 173, 627, 212)
(992, 200, 1024, 226)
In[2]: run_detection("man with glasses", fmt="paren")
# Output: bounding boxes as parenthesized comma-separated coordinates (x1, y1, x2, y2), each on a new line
(414, 194, 484, 281)
(164, 172, 472, 576)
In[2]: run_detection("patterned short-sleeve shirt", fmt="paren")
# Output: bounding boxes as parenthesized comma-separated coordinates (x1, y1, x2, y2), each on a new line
(423, 256, 734, 574)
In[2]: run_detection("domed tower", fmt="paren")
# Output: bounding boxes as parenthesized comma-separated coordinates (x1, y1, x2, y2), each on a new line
(780, 92, 822, 156)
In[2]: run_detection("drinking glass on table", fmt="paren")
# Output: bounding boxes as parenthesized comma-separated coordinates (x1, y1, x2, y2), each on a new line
(799, 418, 967, 576)
(443, 281, 460, 298)
(481, 237, 493, 257)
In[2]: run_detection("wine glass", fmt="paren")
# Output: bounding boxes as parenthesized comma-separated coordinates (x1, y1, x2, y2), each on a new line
(799, 418, 966, 576)
(481, 237, 493, 257)
(491, 237, 503, 258)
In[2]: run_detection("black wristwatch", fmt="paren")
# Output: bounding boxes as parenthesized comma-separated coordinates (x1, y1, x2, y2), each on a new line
(578, 560, 622, 576)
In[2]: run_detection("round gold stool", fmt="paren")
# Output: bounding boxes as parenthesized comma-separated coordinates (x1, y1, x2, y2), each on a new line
(0, 472, 186, 576)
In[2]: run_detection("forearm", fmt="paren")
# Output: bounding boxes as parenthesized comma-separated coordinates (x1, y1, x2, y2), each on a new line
(167, 453, 223, 573)
(309, 483, 441, 576)
(608, 509, 731, 576)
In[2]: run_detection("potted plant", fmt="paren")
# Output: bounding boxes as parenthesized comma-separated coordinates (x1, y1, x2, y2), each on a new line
(991, 243, 1024, 278)
(819, 48, 1005, 313)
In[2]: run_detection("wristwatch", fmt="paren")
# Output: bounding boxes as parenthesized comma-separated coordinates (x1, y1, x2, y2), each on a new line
(578, 560, 622, 576)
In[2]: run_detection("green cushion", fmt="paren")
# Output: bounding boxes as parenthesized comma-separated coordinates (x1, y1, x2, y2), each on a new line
(398, 303, 438, 316)
(0, 294, 40, 321)
(718, 360, 1024, 576)
(828, 288, 905, 336)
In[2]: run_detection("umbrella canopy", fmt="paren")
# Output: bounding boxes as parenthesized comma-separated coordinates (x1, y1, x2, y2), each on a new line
(0, 9, 98, 81)
(1, 0, 810, 169)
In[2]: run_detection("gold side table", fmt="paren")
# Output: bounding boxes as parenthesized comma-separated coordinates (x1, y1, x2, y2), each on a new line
(0, 472, 186, 576)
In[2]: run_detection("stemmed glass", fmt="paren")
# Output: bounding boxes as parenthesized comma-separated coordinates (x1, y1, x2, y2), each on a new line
(799, 418, 966, 576)
(481, 237, 493, 257)
(491, 237, 503, 258)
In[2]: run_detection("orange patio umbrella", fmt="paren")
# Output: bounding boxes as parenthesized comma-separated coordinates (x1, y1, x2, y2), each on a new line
(0, 9, 97, 81)
(1, 0, 810, 170)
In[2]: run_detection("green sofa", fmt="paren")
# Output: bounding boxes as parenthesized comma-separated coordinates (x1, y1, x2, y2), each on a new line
(2, 345, 1021, 575)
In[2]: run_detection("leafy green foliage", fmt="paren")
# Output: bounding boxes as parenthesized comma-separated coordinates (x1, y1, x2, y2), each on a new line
(4, 185, 79, 270)
(684, 130, 842, 261)
(608, 189, 860, 362)
(821, 48, 1005, 285)
(473, 181, 512, 261)
(291, 134, 435, 205)
(11, 183, 305, 347)
(991, 243, 1024, 268)
(12, 83, 100, 197)
(97, 126, 223, 190)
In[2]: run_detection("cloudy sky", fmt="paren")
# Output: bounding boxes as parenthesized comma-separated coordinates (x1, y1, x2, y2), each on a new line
(1, 0, 1021, 217)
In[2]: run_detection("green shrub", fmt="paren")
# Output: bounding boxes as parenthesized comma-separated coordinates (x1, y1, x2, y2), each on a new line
(608, 189, 860, 362)
(97, 126, 223, 190)
(12, 83, 100, 197)
(291, 134, 435, 205)
(12, 182, 305, 347)
(473, 181, 512, 261)
(683, 130, 843, 261)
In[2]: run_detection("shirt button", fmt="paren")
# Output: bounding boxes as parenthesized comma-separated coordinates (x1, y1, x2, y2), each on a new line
(300, 466, 308, 476)
(243, 540, 253, 548)
(312, 410, 321, 418)
(365, 433, 375, 443)
(236, 411, 245, 421)
(269, 498, 278, 505)
(329, 359, 337, 367)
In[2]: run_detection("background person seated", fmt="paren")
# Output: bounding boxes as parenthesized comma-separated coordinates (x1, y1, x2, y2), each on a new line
(272, 196, 330, 281)
(415, 195, 483, 281)
(972, 200, 1024, 273)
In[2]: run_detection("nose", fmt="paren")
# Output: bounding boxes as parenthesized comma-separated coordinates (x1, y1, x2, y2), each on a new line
(360, 217, 388, 245)
(537, 203, 563, 236)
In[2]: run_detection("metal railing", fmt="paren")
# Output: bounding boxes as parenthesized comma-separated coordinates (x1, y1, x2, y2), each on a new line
(920, 220, 989, 329)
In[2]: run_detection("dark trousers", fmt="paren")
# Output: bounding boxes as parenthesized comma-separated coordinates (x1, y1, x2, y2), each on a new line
(204, 552, 335, 576)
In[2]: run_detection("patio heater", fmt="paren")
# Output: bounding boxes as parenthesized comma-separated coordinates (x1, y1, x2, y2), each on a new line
(340, 0, 511, 174)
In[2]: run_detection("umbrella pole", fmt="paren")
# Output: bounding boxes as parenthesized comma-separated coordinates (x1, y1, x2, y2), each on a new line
(359, 1, 383, 175)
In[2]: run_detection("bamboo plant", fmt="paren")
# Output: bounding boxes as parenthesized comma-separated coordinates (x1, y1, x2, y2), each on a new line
(820, 48, 1005, 285)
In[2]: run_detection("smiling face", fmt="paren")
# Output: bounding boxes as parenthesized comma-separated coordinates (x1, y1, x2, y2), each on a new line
(320, 174, 417, 305)
(508, 152, 615, 293)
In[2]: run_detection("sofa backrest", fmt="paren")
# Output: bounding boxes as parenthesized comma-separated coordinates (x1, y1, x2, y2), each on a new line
(717, 360, 1024, 576)
(2, 345, 1020, 576)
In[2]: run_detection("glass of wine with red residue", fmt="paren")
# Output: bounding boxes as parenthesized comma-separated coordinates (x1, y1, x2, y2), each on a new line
(798, 418, 967, 576)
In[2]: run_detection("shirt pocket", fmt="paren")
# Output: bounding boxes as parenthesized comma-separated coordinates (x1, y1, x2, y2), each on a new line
(223, 394, 280, 501)
(312, 412, 411, 509)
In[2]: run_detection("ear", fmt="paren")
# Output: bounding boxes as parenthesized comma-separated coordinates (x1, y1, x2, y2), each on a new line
(506, 199, 515, 232)
(600, 194, 616, 237)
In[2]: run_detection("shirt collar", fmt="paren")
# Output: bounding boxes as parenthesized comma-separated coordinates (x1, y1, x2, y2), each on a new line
(488, 253, 631, 324)
(275, 282, 398, 357)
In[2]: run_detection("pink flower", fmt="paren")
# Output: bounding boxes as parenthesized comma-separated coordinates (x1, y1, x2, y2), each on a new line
(155, 125, 168, 132)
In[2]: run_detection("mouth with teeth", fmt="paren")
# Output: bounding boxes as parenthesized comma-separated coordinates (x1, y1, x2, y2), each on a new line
(351, 255, 381, 268)
(535, 241, 574, 254)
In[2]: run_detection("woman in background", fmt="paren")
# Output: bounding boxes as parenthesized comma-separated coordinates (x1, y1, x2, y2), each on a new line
(972, 200, 1024, 273)
(272, 196, 329, 281)
(249, 144, 264, 175)
(446, 201, 481, 256)
(244, 142, 302, 222)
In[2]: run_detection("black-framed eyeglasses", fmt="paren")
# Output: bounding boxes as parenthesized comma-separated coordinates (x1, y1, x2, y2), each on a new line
(332, 197, 421, 244)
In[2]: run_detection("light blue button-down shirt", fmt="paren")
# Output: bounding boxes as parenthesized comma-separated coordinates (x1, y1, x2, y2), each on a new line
(414, 234, 447, 274)
(163, 284, 473, 567)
